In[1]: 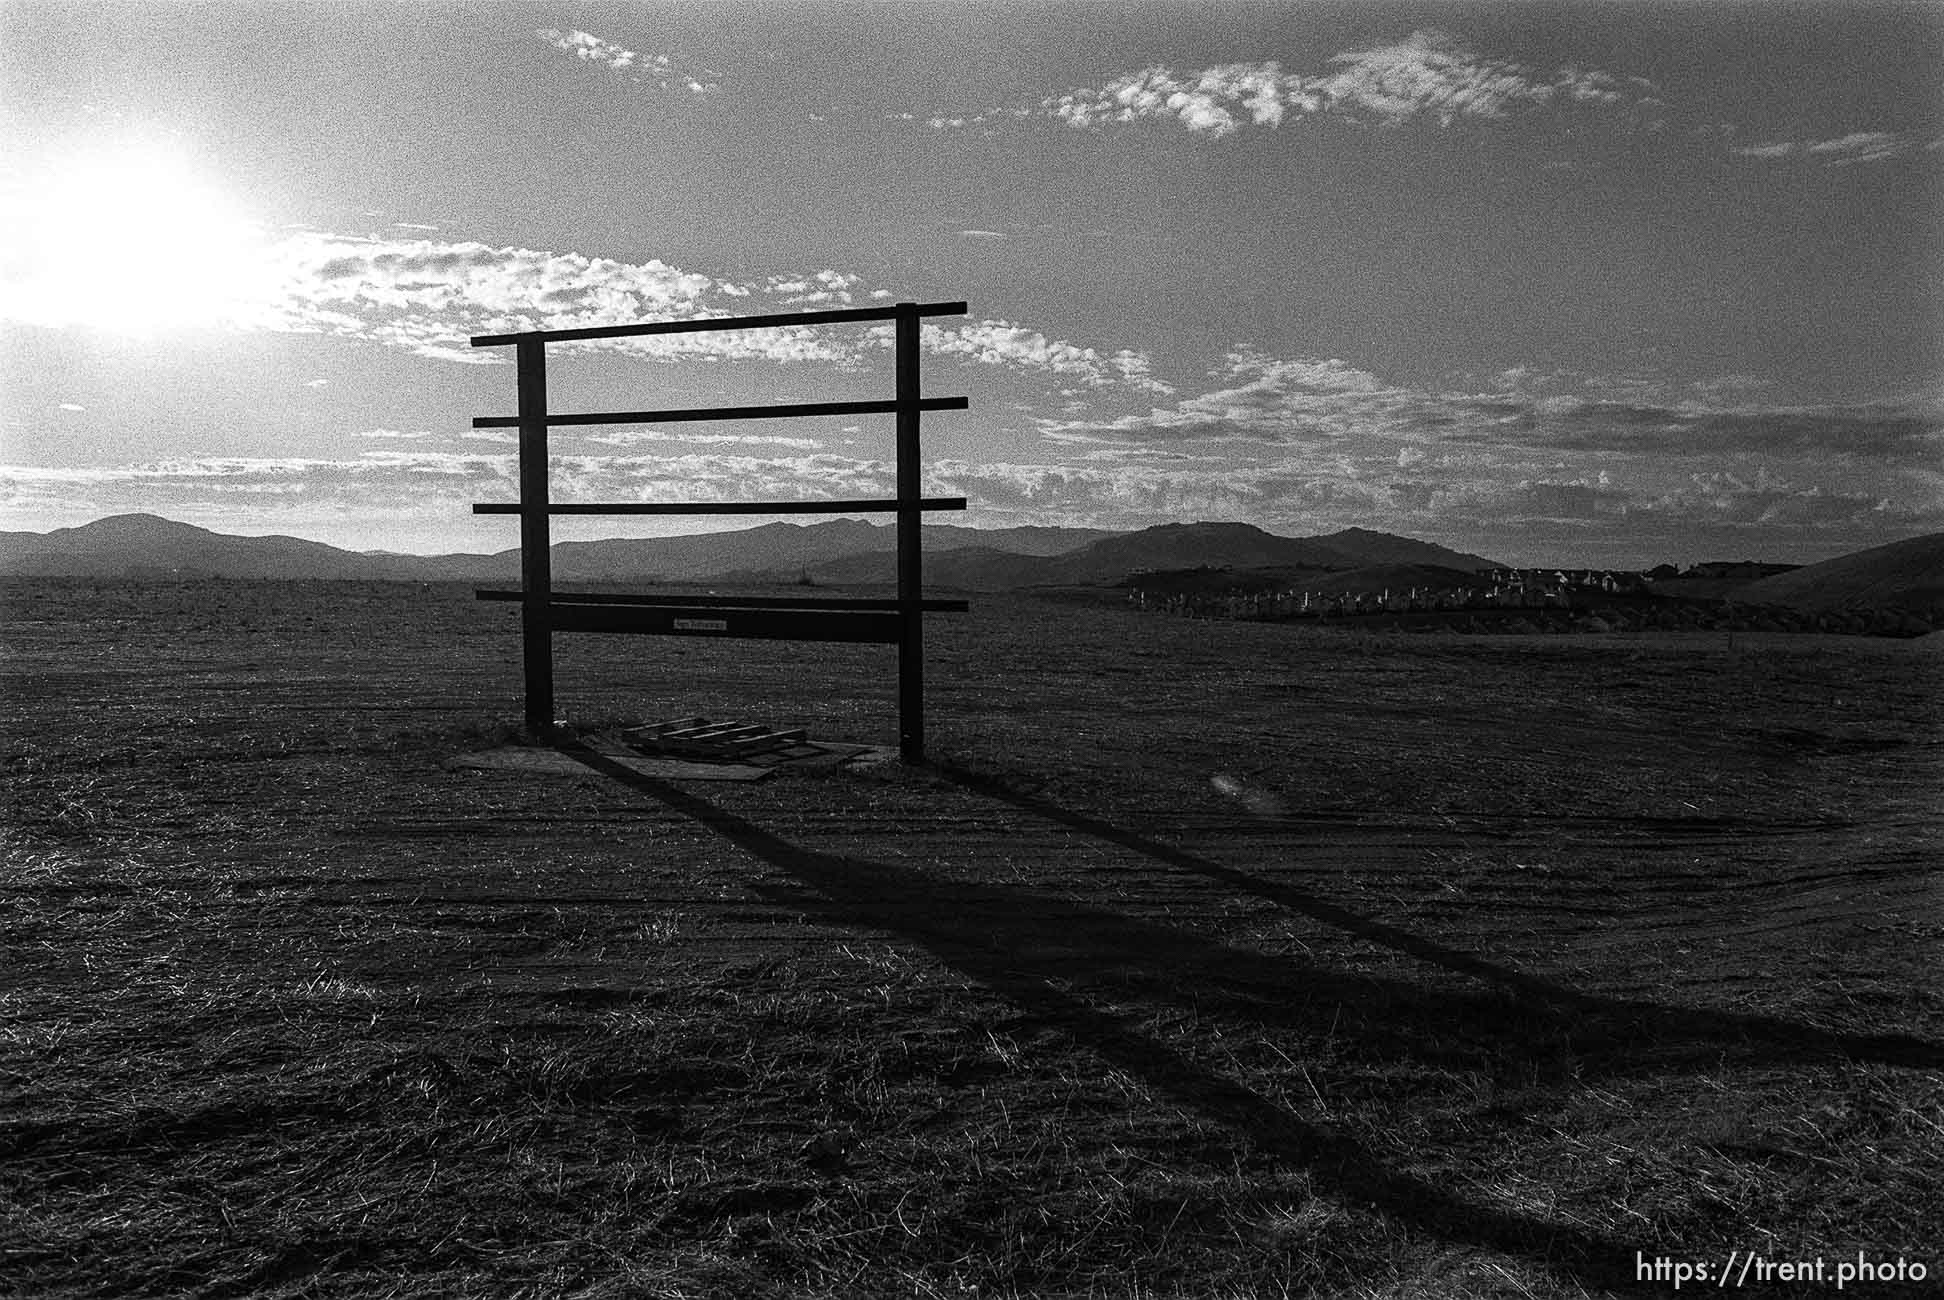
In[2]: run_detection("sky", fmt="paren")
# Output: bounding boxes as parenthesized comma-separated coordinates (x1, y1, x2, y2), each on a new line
(1, 0, 1939, 567)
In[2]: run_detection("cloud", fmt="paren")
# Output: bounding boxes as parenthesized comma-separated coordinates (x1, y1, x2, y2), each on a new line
(1496, 476, 1630, 521)
(1045, 63, 1308, 138)
(1036, 30, 1656, 138)
(539, 27, 640, 71)
(1021, 348, 1942, 546)
(1048, 349, 1941, 476)
(261, 234, 868, 367)
(1449, 391, 1943, 464)
(257, 236, 1166, 392)
(1315, 30, 1649, 126)
(1735, 130, 1917, 165)
(762, 269, 864, 307)
(860, 320, 1171, 394)
(1039, 348, 1407, 443)
(1642, 469, 1908, 528)
(927, 28, 1916, 169)
(1805, 131, 1912, 165)
(0, 454, 519, 519)
(537, 28, 718, 94)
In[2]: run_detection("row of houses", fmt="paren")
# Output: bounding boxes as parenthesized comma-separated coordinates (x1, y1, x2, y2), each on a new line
(1128, 584, 1617, 620)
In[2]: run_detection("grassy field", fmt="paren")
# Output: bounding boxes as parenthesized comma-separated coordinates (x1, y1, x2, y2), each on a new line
(3, 578, 1940, 1298)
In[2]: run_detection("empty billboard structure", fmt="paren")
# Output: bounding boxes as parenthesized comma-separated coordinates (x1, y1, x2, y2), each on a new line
(470, 301, 971, 762)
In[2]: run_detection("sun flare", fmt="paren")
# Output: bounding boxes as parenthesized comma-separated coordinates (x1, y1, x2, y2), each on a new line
(0, 147, 276, 334)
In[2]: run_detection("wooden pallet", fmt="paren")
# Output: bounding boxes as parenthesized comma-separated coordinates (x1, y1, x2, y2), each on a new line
(618, 717, 811, 760)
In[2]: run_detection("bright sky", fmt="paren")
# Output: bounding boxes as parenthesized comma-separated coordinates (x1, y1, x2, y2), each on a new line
(2, 0, 1939, 566)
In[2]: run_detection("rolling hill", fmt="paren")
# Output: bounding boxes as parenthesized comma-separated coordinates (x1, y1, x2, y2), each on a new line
(1735, 532, 1944, 611)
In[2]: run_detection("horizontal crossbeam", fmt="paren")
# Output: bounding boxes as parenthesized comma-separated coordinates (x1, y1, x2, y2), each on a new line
(471, 301, 969, 348)
(471, 497, 967, 516)
(477, 590, 969, 612)
(472, 395, 967, 430)
(545, 602, 904, 643)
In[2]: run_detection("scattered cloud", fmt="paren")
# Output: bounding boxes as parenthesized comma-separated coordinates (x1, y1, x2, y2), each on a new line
(1643, 469, 1908, 528)
(1035, 30, 1657, 138)
(913, 27, 1927, 173)
(1047, 349, 1943, 476)
(1736, 130, 1917, 165)
(1447, 391, 1944, 463)
(762, 269, 864, 307)
(1318, 30, 1651, 126)
(1805, 131, 1912, 166)
(907, 320, 1173, 393)
(539, 27, 639, 71)
(0, 454, 517, 518)
(1039, 349, 1409, 443)
(260, 234, 864, 366)
(537, 28, 719, 94)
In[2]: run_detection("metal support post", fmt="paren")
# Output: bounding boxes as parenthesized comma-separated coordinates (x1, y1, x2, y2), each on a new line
(894, 303, 923, 762)
(516, 339, 554, 735)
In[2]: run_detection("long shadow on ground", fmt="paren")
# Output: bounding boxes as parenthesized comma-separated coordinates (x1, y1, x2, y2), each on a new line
(561, 746, 1942, 1292)
(931, 762, 1944, 1074)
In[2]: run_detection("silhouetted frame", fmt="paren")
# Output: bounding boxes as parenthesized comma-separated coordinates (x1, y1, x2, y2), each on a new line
(470, 301, 970, 762)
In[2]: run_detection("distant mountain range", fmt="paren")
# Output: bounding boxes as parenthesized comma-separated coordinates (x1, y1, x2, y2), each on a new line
(721, 521, 1502, 590)
(0, 513, 1500, 589)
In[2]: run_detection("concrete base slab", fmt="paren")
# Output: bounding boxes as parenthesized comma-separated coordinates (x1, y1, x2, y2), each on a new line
(445, 748, 773, 782)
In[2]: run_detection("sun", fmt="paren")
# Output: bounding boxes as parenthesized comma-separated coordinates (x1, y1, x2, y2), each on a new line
(0, 146, 275, 334)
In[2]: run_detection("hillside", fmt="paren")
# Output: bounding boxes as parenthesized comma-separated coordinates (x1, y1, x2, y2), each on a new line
(0, 514, 451, 581)
(548, 519, 890, 582)
(1033, 523, 1500, 588)
(926, 525, 1118, 556)
(1053, 521, 1352, 580)
(1736, 532, 1944, 611)
(1308, 528, 1498, 573)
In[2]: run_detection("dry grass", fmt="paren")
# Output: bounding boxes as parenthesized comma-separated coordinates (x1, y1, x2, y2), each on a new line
(1, 579, 1939, 1297)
